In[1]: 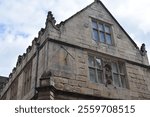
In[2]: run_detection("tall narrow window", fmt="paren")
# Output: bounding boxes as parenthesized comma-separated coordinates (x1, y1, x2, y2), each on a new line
(22, 61, 32, 97)
(92, 20, 112, 45)
(88, 55, 104, 83)
(112, 62, 126, 88)
(112, 62, 120, 87)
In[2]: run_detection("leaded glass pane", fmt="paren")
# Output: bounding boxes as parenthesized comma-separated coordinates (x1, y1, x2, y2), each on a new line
(100, 32, 105, 43)
(119, 63, 124, 74)
(92, 21, 98, 29)
(113, 73, 120, 87)
(96, 58, 102, 69)
(121, 75, 126, 88)
(105, 25, 111, 33)
(112, 62, 118, 73)
(88, 56, 95, 67)
(93, 29, 99, 41)
(98, 23, 104, 31)
(97, 70, 103, 83)
(106, 34, 112, 45)
(89, 68, 97, 83)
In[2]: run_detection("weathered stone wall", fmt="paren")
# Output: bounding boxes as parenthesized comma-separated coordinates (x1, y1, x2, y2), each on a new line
(0, 41, 37, 99)
(55, 2, 149, 65)
(0, 1, 150, 100)
(47, 42, 150, 99)
(126, 63, 150, 99)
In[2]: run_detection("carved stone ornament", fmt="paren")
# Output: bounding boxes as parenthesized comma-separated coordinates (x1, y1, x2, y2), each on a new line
(140, 43, 147, 56)
(104, 63, 112, 87)
(23, 53, 26, 59)
(26, 46, 32, 53)
(12, 67, 16, 73)
(117, 34, 122, 39)
(16, 55, 22, 66)
(94, 0, 100, 3)
(45, 11, 56, 27)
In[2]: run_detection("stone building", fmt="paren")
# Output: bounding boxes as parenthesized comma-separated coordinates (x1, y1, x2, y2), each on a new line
(0, 76, 9, 93)
(0, 0, 150, 100)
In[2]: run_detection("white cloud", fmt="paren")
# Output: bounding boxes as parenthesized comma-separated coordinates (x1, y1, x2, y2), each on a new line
(102, 0, 150, 62)
(0, 0, 92, 76)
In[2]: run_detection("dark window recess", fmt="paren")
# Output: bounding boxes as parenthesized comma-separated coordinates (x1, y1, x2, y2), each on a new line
(92, 20, 112, 45)
(22, 61, 32, 97)
(88, 56, 104, 84)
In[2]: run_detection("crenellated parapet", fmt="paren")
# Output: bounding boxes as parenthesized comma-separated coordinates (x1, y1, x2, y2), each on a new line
(8, 37, 39, 79)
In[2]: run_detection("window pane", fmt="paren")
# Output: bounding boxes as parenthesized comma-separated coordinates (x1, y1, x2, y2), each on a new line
(119, 63, 124, 74)
(112, 62, 118, 73)
(106, 34, 112, 45)
(121, 75, 126, 88)
(96, 58, 102, 69)
(89, 68, 97, 83)
(98, 23, 104, 31)
(92, 21, 98, 29)
(88, 56, 95, 67)
(113, 73, 120, 87)
(105, 25, 111, 33)
(97, 70, 103, 83)
(100, 32, 105, 43)
(93, 29, 99, 41)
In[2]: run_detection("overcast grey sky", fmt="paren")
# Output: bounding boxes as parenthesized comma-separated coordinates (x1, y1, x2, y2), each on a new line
(0, 0, 150, 76)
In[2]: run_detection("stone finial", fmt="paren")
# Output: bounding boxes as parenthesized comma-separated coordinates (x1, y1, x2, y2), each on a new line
(45, 11, 59, 30)
(140, 43, 147, 56)
(12, 67, 16, 73)
(94, 0, 100, 3)
(46, 11, 56, 26)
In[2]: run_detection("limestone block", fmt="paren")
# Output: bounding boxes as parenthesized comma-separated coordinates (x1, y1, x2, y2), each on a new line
(55, 83, 64, 90)
(68, 80, 79, 86)
(78, 81, 87, 88)
(87, 83, 100, 90)
(76, 76, 87, 82)
(93, 89, 101, 97)
(64, 84, 73, 92)
(81, 87, 94, 95)
(72, 86, 81, 93)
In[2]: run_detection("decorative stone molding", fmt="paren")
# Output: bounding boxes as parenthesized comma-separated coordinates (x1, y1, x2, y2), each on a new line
(45, 11, 59, 30)
(140, 43, 147, 56)
(16, 55, 22, 66)
(12, 67, 16, 73)
(94, 0, 100, 3)
(38, 28, 45, 37)
(23, 53, 26, 59)
(9, 73, 13, 78)
(104, 63, 112, 87)
(56, 21, 65, 28)
(26, 46, 32, 53)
